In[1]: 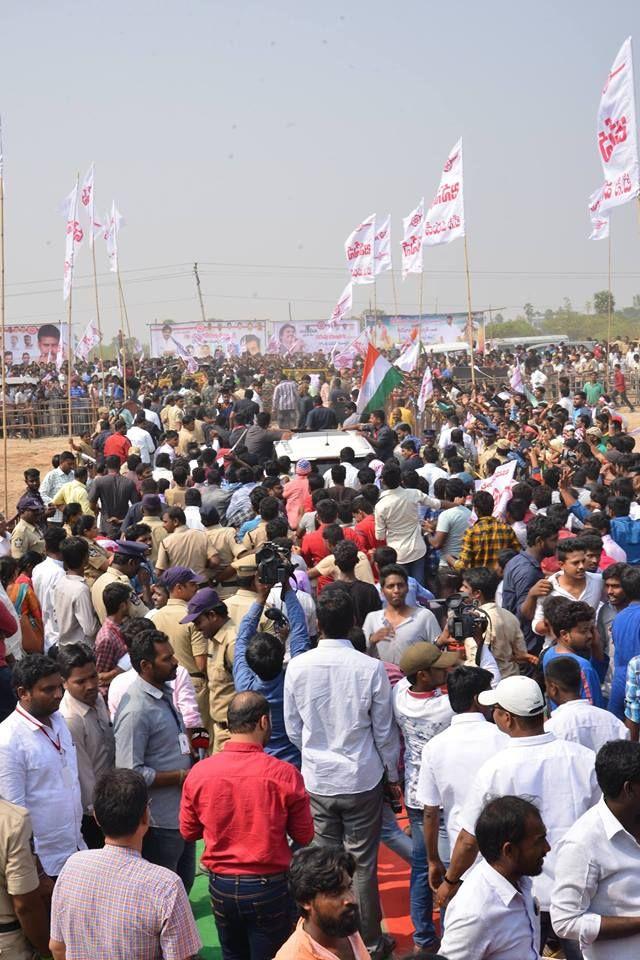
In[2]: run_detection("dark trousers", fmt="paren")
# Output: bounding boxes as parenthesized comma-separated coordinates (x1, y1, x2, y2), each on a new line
(142, 826, 195, 894)
(540, 909, 583, 960)
(81, 814, 104, 850)
(209, 872, 294, 960)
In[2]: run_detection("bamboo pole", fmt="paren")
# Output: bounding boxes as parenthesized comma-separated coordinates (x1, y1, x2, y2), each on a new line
(66, 174, 79, 444)
(91, 233, 106, 401)
(0, 156, 6, 516)
(117, 267, 136, 380)
(606, 229, 613, 391)
(463, 235, 476, 390)
(391, 266, 400, 319)
(193, 262, 207, 324)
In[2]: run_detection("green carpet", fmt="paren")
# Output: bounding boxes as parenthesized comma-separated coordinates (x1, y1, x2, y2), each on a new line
(190, 843, 221, 959)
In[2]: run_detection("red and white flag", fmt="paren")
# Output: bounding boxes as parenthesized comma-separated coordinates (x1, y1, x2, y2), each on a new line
(80, 162, 103, 248)
(596, 37, 639, 213)
(510, 363, 525, 394)
(401, 198, 424, 279)
(345, 214, 375, 285)
(395, 336, 421, 373)
(62, 182, 83, 301)
(329, 281, 353, 326)
(373, 215, 392, 275)
(76, 320, 101, 362)
(103, 201, 123, 273)
(333, 328, 371, 368)
(424, 138, 465, 247)
(588, 186, 610, 240)
(417, 364, 434, 412)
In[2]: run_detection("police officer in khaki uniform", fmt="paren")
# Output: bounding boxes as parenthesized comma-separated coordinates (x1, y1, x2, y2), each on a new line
(10, 500, 45, 561)
(181, 588, 236, 754)
(140, 494, 167, 566)
(90, 541, 150, 623)
(151, 567, 211, 740)
(155, 507, 215, 579)
(224, 556, 260, 629)
(0, 798, 50, 959)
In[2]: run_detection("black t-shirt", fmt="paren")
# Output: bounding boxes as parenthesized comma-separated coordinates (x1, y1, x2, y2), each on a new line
(323, 579, 382, 627)
(306, 407, 338, 431)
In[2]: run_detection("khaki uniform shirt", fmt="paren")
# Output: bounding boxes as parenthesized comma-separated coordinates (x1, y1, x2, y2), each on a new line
(314, 550, 375, 584)
(142, 515, 167, 566)
(151, 599, 208, 677)
(207, 619, 236, 723)
(177, 421, 205, 456)
(241, 521, 268, 554)
(167, 405, 184, 431)
(10, 519, 45, 560)
(59, 691, 115, 814)
(164, 487, 187, 509)
(91, 568, 149, 623)
(226, 588, 257, 628)
(205, 525, 241, 566)
(83, 539, 110, 586)
(155, 525, 212, 576)
(0, 798, 39, 925)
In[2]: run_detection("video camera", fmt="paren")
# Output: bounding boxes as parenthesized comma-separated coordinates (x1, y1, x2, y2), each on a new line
(256, 540, 296, 587)
(447, 593, 489, 642)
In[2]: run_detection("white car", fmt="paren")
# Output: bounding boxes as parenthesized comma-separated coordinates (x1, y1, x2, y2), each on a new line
(274, 430, 374, 477)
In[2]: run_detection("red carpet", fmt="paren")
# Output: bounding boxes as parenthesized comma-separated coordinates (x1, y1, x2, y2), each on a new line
(378, 828, 442, 955)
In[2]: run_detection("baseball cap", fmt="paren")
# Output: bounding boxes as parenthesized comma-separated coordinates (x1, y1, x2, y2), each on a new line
(180, 587, 223, 623)
(478, 676, 545, 717)
(19, 496, 42, 512)
(399, 642, 460, 676)
(160, 567, 207, 590)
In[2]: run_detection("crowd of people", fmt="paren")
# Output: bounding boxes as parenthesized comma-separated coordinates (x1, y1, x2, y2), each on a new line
(1, 338, 640, 959)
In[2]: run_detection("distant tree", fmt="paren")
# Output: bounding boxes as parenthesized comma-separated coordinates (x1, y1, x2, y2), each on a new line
(523, 302, 535, 324)
(493, 312, 505, 324)
(593, 290, 615, 315)
(486, 318, 536, 338)
(562, 297, 573, 315)
(584, 301, 592, 315)
(633, 294, 640, 310)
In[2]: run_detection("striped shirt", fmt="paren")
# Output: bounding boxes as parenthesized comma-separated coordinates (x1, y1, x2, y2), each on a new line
(50, 844, 201, 960)
(271, 380, 299, 413)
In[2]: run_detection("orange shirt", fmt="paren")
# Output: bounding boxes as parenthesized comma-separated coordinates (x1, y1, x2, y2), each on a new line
(274, 919, 369, 960)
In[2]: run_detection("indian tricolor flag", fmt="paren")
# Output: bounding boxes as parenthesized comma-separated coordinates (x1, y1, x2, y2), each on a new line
(356, 343, 403, 415)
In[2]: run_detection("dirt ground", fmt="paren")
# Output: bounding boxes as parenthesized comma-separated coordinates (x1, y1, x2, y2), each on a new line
(1, 408, 639, 515)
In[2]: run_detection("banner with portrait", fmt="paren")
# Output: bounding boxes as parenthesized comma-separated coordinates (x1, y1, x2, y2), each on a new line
(150, 320, 267, 359)
(364, 312, 484, 349)
(266, 319, 360, 356)
(3, 323, 67, 366)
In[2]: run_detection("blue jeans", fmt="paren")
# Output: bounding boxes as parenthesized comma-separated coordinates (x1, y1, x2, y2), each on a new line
(380, 803, 412, 862)
(209, 872, 295, 960)
(407, 806, 437, 948)
(142, 826, 195, 894)
(403, 555, 426, 586)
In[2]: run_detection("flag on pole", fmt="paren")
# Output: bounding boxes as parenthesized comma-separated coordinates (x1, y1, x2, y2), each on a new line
(401, 199, 424, 279)
(333, 328, 371, 368)
(345, 214, 375, 285)
(588, 186, 610, 239)
(510, 363, 525, 394)
(373, 215, 392, 275)
(80, 163, 96, 247)
(417, 364, 434, 413)
(62, 182, 82, 301)
(329, 281, 353, 326)
(76, 320, 101, 362)
(395, 337, 421, 373)
(423, 138, 465, 246)
(103, 202, 123, 273)
(356, 343, 403, 415)
(595, 36, 640, 214)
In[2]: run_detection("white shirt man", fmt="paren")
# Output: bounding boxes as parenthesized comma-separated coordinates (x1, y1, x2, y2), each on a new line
(32, 554, 65, 651)
(545, 699, 629, 753)
(375, 486, 441, 565)
(323, 460, 360, 490)
(126, 424, 155, 465)
(551, 750, 640, 960)
(54, 575, 100, 647)
(0, 705, 84, 877)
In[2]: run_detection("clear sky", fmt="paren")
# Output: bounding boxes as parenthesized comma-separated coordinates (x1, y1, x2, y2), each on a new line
(2, 0, 640, 342)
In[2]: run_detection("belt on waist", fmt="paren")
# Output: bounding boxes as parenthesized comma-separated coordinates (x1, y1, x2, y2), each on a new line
(189, 671, 206, 680)
(209, 871, 288, 882)
(0, 920, 20, 933)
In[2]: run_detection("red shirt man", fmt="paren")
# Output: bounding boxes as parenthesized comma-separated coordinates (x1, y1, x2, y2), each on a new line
(103, 421, 131, 466)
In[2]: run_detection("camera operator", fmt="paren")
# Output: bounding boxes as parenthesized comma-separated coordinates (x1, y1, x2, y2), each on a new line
(436, 594, 501, 685)
(233, 572, 311, 767)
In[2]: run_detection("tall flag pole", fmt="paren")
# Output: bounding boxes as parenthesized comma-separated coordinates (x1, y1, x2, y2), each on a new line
(401, 198, 424, 346)
(0, 119, 6, 515)
(80, 162, 106, 399)
(62, 174, 81, 442)
(423, 139, 472, 385)
(103, 202, 133, 392)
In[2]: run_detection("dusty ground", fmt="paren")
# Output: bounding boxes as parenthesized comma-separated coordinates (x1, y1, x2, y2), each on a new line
(1, 407, 639, 515)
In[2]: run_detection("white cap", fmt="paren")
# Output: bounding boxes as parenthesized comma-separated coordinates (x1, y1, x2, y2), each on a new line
(478, 676, 545, 717)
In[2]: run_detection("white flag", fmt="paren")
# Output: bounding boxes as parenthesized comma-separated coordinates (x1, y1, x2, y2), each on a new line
(80, 163, 102, 248)
(417, 364, 434, 412)
(401, 199, 424, 279)
(329, 281, 353, 326)
(333, 328, 371, 367)
(373, 215, 392, 275)
(62, 182, 82, 301)
(596, 37, 640, 213)
(424, 138, 465, 246)
(103, 201, 123, 273)
(345, 214, 375, 285)
(588, 186, 610, 239)
(510, 363, 525, 394)
(76, 320, 101, 362)
(395, 336, 421, 373)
